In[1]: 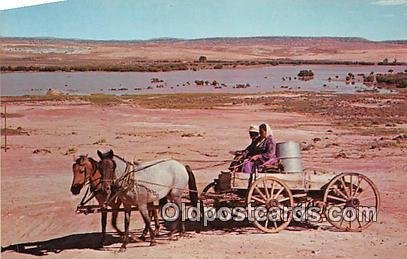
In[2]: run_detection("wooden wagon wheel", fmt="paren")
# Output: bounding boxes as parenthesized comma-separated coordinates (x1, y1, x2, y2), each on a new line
(199, 181, 217, 209)
(201, 182, 216, 196)
(246, 176, 294, 233)
(323, 172, 380, 231)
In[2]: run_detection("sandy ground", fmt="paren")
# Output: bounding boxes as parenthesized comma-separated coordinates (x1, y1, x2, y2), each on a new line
(1, 97, 407, 258)
(1, 37, 407, 67)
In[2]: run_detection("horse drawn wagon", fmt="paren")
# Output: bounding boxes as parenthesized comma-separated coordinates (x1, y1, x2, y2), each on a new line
(200, 141, 381, 233)
(72, 141, 380, 249)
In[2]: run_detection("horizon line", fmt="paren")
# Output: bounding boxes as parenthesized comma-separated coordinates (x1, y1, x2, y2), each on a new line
(1, 35, 407, 43)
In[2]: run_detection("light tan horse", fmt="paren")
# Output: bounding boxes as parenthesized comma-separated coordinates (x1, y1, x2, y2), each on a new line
(98, 150, 198, 251)
(70, 155, 122, 247)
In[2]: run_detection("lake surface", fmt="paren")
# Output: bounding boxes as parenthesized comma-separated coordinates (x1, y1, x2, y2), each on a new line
(1, 65, 405, 96)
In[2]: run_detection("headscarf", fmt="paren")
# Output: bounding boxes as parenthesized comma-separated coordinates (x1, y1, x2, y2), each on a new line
(255, 123, 273, 147)
(265, 123, 273, 138)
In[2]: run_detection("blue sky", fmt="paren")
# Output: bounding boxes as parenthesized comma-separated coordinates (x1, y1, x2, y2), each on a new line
(0, 0, 406, 41)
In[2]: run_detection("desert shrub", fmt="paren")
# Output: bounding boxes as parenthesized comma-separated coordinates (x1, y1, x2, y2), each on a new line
(198, 56, 207, 63)
(376, 73, 407, 88)
(297, 70, 314, 77)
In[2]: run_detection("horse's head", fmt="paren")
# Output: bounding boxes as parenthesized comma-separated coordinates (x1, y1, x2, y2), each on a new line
(97, 150, 116, 192)
(71, 155, 96, 195)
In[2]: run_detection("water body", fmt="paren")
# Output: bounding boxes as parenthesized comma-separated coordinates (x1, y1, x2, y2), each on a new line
(1, 65, 405, 96)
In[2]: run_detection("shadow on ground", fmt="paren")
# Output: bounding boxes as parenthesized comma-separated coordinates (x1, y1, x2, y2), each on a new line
(1, 232, 126, 256)
(2, 219, 333, 256)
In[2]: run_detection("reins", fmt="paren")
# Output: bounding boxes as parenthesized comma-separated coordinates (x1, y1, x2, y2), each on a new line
(80, 155, 243, 207)
(78, 158, 104, 206)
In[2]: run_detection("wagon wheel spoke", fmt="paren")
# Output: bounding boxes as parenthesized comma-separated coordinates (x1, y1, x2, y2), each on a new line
(326, 194, 347, 203)
(273, 220, 278, 229)
(339, 177, 350, 198)
(254, 186, 267, 201)
(349, 175, 353, 197)
(270, 181, 275, 199)
(251, 195, 266, 204)
(334, 202, 346, 207)
(337, 217, 343, 227)
(332, 186, 349, 200)
(354, 188, 367, 199)
(263, 179, 270, 200)
(356, 218, 362, 228)
(353, 177, 362, 197)
(273, 187, 284, 200)
(357, 196, 376, 203)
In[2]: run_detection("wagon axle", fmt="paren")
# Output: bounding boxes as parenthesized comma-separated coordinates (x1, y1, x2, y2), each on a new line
(347, 198, 360, 208)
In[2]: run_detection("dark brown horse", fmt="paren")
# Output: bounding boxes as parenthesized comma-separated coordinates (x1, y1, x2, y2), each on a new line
(70, 155, 122, 246)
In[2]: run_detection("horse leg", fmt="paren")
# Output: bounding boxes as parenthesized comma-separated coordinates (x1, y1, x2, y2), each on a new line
(111, 211, 123, 236)
(153, 206, 160, 236)
(139, 210, 151, 241)
(100, 211, 107, 247)
(177, 197, 186, 236)
(139, 204, 156, 246)
(169, 195, 183, 240)
(111, 199, 123, 236)
(119, 209, 131, 253)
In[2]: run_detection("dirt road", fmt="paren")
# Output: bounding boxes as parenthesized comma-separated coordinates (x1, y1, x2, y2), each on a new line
(1, 95, 407, 258)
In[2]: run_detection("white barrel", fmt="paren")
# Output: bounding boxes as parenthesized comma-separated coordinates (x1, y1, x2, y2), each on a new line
(276, 141, 302, 173)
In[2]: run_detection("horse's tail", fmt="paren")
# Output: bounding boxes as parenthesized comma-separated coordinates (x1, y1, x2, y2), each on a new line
(185, 165, 198, 206)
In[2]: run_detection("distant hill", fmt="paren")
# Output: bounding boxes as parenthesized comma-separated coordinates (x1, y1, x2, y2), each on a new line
(3, 35, 406, 44)
(1, 36, 406, 67)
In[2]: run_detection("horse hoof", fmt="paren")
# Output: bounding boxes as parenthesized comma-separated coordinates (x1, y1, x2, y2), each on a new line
(118, 247, 126, 253)
(169, 235, 178, 241)
(150, 241, 157, 247)
(129, 235, 142, 242)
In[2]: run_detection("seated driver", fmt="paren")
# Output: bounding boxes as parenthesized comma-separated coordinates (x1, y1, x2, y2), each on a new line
(241, 125, 260, 156)
(229, 125, 259, 170)
(242, 123, 278, 174)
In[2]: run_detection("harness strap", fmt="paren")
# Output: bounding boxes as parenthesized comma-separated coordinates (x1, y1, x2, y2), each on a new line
(114, 158, 172, 185)
(79, 185, 90, 206)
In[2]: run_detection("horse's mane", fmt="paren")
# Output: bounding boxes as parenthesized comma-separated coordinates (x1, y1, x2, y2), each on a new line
(88, 157, 99, 169)
(75, 155, 98, 171)
(75, 156, 85, 164)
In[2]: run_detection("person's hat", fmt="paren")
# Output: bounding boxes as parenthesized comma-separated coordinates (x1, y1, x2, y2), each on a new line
(249, 125, 259, 133)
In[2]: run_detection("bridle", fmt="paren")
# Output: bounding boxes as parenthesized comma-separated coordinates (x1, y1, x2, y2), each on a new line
(77, 157, 103, 192)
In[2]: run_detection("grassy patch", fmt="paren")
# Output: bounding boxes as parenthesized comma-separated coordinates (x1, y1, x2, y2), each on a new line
(93, 138, 107, 144)
(0, 112, 24, 118)
(122, 93, 237, 109)
(64, 146, 78, 155)
(1, 127, 29, 136)
(83, 94, 121, 105)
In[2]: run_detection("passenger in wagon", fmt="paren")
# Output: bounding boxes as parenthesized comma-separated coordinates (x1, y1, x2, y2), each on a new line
(242, 123, 278, 173)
